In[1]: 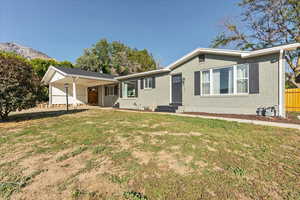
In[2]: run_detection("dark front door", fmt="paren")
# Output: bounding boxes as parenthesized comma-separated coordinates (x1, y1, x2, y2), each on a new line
(172, 74, 182, 105)
(88, 87, 98, 105)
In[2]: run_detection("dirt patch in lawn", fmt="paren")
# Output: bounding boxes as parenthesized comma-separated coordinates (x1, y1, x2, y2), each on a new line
(156, 151, 192, 175)
(0, 144, 35, 165)
(133, 150, 193, 175)
(12, 149, 94, 200)
(141, 131, 202, 137)
(132, 151, 154, 165)
(73, 159, 123, 197)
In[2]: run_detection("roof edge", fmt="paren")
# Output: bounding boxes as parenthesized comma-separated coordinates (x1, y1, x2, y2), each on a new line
(41, 66, 118, 84)
(116, 68, 170, 80)
(167, 48, 246, 70)
(167, 43, 300, 70)
(242, 43, 300, 58)
(41, 65, 64, 84)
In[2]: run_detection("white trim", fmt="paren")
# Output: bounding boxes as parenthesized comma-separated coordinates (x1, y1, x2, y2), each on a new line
(167, 49, 248, 71)
(49, 83, 52, 105)
(209, 69, 213, 95)
(67, 73, 117, 82)
(199, 70, 211, 96)
(72, 77, 77, 106)
(166, 43, 300, 70)
(200, 64, 250, 96)
(242, 43, 300, 58)
(169, 74, 172, 104)
(41, 66, 117, 84)
(278, 50, 285, 117)
(236, 64, 250, 94)
(120, 80, 138, 99)
(116, 68, 170, 80)
(233, 65, 237, 95)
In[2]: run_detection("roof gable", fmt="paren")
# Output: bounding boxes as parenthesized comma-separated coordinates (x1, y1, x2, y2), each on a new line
(41, 66, 117, 84)
(167, 43, 300, 70)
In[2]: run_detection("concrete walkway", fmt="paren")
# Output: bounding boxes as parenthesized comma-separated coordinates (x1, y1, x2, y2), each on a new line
(114, 109, 300, 130)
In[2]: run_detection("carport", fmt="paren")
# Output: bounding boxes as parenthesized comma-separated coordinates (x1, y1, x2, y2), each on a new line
(41, 66, 118, 106)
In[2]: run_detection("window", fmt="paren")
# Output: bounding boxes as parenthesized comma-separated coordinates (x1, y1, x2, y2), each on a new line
(122, 80, 137, 98)
(237, 64, 249, 93)
(105, 86, 115, 96)
(200, 64, 249, 96)
(213, 67, 233, 94)
(144, 77, 153, 89)
(199, 54, 205, 62)
(201, 70, 210, 95)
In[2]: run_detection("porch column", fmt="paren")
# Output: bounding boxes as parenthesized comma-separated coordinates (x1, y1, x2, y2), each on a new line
(73, 77, 77, 107)
(49, 83, 52, 106)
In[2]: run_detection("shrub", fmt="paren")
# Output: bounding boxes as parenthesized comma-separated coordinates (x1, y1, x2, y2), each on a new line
(0, 51, 39, 120)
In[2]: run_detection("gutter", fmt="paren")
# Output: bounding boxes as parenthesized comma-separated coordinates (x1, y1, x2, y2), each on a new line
(116, 68, 170, 80)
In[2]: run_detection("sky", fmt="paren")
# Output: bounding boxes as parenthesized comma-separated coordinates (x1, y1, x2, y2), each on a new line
(1, 0, 242, 67)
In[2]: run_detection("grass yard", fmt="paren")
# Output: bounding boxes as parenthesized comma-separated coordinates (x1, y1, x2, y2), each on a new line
(0, 108, 299, 200)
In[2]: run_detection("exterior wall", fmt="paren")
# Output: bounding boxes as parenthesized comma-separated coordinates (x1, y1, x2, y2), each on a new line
(51, 83, 88, 105)
(118, 73, 170, 110)
(104, 95, 118, 107)
(97, 85, 118, 107)
(48, 53, 283, 116)
(171, 53, 280, 115)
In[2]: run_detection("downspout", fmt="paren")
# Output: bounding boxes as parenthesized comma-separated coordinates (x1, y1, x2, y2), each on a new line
(278, 49, 285, 118)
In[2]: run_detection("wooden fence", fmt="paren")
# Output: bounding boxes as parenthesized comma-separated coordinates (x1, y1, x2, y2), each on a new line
(285, 88, 300, 112)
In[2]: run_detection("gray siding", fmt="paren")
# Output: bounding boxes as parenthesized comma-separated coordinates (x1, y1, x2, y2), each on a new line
(118, 73, 170, 110)
(100, 85, 118, 107)
(104, 95, 118, 107)
(171, 53, 281, 115)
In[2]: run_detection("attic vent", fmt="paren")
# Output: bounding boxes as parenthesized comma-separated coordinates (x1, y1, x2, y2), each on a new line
(198, 54, 205, 62)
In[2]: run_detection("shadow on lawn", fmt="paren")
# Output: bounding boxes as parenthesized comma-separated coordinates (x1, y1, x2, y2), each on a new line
(0, 109, 88, 123)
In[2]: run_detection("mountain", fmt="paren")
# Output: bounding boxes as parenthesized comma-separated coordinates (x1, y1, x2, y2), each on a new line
(0, 42, 51, 60)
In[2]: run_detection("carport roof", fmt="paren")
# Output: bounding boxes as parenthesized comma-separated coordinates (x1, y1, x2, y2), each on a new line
(54, 66, 116, 79)
(41, 66, 118, 84)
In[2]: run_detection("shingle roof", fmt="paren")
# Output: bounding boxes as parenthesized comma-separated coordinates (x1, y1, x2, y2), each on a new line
(54, 66, 116, 79)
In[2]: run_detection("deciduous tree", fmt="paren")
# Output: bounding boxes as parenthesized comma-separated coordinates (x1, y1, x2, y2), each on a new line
(212, 0, 300, 87)
(76, 39, 157, 75)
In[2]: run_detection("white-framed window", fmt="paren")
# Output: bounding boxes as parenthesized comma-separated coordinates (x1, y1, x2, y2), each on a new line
(236, 64, 249, 94)
(200, 64, 249, 96)
(201, 70, 210, 95)
(144, 77, 153, 89)
(212, 67, 234, 95)
(122, 80, 137, 98)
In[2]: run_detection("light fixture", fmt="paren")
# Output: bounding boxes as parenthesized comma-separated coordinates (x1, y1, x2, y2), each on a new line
(64, 83, 69, 111)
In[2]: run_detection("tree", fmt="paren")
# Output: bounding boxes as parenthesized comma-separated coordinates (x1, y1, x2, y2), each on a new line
(0, 52, 39, 120)
(211, 0, 300, 87)
(30, 58, 74, 80)
(30, 58, 74, 101)
(76, 39, 157, 75)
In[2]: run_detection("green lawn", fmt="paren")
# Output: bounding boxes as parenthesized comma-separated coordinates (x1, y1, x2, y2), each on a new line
(0, 109, 299, 200)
